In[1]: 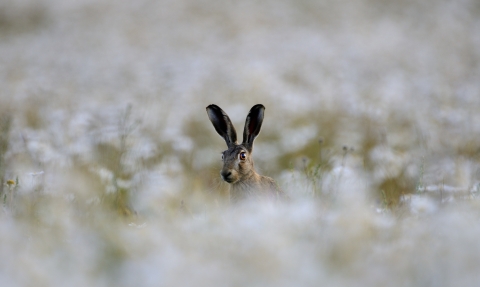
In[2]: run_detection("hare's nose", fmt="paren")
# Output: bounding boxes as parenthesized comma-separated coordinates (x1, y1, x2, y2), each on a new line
(221, 170, 232, 180)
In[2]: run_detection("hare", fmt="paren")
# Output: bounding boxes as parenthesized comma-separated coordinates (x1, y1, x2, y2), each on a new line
(206, 104, 285, 202)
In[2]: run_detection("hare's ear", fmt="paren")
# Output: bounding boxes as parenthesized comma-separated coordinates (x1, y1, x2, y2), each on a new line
(206, 104, 237, 147)
(242, 104, 265, 152)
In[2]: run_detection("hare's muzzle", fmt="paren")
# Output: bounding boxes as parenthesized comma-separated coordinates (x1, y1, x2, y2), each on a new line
(221, 170, 236, 183)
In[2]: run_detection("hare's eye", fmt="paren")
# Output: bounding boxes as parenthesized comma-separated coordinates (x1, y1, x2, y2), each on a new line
(239, 152, 247, 161)
(221, 154, 224, 160)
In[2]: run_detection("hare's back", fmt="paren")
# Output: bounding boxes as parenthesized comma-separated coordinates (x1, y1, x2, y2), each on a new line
(259, 175, 287, 200)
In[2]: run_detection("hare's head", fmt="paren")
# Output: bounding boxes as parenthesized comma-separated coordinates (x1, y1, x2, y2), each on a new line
(206, 104, 265, 184)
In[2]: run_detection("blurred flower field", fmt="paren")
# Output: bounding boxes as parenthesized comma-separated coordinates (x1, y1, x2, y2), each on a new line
(1, 0, 480, 286)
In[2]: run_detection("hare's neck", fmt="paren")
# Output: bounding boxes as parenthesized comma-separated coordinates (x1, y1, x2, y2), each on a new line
(230, 172, 261, 201)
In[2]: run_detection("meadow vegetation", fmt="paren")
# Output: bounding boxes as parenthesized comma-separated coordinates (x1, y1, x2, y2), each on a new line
(1, 0, 480, 286)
